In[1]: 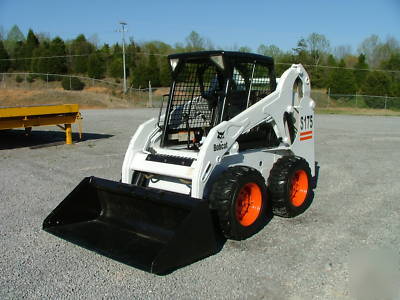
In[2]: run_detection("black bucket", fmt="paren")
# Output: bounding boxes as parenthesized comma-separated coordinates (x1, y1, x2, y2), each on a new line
(43, 177, 219, 274)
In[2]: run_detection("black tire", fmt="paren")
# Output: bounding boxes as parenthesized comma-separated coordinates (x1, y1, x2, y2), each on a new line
(209, 166, 269, 240)
(268, 156, 312, 218)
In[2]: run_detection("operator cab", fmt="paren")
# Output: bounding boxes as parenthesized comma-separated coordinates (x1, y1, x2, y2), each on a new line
(159, 51, 277, 149)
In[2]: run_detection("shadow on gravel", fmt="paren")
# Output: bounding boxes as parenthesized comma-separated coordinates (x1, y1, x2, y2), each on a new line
(0, 129, 113, 150)
(311, 161, 320, 189)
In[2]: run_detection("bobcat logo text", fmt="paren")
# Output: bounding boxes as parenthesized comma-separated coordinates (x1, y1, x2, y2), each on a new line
(214, 141, 228, 151)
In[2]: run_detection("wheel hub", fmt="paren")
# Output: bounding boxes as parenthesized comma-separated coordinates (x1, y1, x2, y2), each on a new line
(235, 183, 262, 226)
(290, 170, 308, 207)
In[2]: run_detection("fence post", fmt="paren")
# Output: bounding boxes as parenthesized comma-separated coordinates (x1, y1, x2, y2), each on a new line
(148, 81, 153, 108)
(46, 73, 49, 89)
(385, 95, 387, 110)
(327, 88, 331, 108)
(355, 92, 358, 108)
(3, 73, 5, 88)
(24, 73, 27, 89)
(69, 76, 72, 90)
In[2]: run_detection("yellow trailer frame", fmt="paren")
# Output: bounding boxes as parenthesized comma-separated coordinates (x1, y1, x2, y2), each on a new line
(0, 104, 82, 145)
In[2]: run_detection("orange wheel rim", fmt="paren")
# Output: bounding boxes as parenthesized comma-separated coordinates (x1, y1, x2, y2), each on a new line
(290, 170, 308, 207)
(235, 183, 262, 226)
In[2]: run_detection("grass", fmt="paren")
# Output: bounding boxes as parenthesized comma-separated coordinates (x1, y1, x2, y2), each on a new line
(312, 89, 400, 116)
(316, 107, 400, 116)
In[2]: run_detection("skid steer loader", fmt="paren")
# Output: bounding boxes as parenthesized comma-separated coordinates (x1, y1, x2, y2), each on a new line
(43, 51, 315, 274)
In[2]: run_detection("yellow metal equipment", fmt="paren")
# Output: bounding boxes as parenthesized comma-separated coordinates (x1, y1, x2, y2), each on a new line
(0, 104, 82, 144)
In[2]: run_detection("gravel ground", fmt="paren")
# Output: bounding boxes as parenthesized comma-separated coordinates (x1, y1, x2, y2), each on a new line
(1, 110, 399, 299)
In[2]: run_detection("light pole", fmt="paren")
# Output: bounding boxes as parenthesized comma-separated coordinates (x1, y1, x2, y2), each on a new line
(119, 21, 127, 94)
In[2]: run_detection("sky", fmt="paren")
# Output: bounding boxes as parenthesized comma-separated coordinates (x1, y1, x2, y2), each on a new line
(0, 0, 399, 53)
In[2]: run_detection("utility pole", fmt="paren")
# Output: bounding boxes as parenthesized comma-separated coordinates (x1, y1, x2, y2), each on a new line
(119, 21, 127, 94)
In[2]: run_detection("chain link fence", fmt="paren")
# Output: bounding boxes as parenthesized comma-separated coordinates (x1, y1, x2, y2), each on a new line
(1, 72, 399, 111)
(312, 90, 400, 111)
(0, 72, 163, 108)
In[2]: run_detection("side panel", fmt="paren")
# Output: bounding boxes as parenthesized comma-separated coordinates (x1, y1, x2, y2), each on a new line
(191, 64, 316, 198)
(291, 98, 315, 176)
(202, 150, 279, 198)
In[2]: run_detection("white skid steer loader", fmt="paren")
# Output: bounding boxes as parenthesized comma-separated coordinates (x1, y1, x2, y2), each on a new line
(43, 51, 315, 274)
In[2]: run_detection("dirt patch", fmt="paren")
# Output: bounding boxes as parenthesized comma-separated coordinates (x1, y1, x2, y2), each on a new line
(153, 87, 169, 96)
(0, 88, 130, 109)
(85, 86, 111, 94)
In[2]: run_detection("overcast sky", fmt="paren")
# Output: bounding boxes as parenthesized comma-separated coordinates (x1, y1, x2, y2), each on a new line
(1, 0, 399, 52)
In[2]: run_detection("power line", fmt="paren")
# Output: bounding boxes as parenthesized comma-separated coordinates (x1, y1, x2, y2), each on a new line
(0, 54, 91, 61)
(275, 62, 400, 74)
(0, 51, 168, 62)
(1, 52, 399, 74)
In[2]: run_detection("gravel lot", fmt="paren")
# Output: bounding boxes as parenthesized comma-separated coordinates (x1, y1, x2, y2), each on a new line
(1, 109, 399, 299)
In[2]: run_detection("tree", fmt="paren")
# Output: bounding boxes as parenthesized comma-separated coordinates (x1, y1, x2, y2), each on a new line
(353, 54, 369, 89)
(0, 25, 5, 41)
(373, 37, 400, 68)
(361, 71, 392, 96)
(87, 52, 106, 79)
(23, 29, 40, 71)
(160, 57, 171, 87)
(100, 43, 111, 56)
(309, 66, 324, 88)
(70, 34, 94, 74)
(358, 35, 400, 68)
(293, 38, 310, 64)
(13, 41, 25, 71)
(328, 59, 357, 96)
(88, 34, 100, 48)
(125, 40, 141, 79)
(322, 54, 337, 87)
(296, 33, 330, 88)
(361, 71, 392, 108)
(131, 58, 148, 88)
(5, 25, 25, 55)
(358, 34, 380, 67)
(112, 43, 122, 57)
(185, 31, 205, 51)
(0, 40, 10, 72)
(238, 46, 252, 53)
(32, 42, 54, 79)
(108, 57, 123, 79)
(334, 45, 352, 59)
(204, 38, 215, 50)
(306, 33, 330, 65)
(147, 52, 160, 87)
(36, 32, 51, 44)
(25, 30, 39, 51)
(257, 44, 283, 58)
(380, 53, 400, 97)
(381, 53, 400, 71)
(275, 52, 296, 76)
(326, 54, 337, 67)
(49, 37, 67, 74)
(343, 55, 358, 68)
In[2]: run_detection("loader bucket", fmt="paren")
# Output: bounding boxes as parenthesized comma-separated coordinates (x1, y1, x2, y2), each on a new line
(43, 177, 219, 274)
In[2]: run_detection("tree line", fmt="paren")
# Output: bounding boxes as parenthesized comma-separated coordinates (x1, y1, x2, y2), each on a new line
(0, 25, 399, 99)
